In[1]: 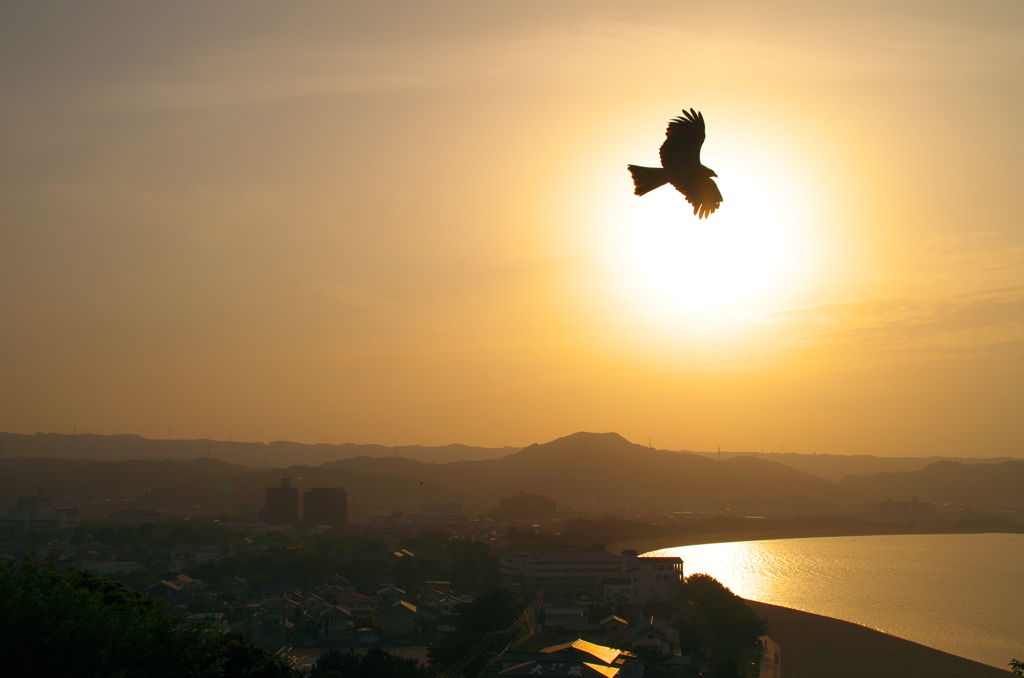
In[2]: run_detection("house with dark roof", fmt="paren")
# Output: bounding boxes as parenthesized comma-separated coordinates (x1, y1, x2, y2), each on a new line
(377, 600, 417, 637)
(599, 615, 629, 643)
(314, 605, 354, 640)
(622, 616, 681, 656)
(219, 576, 249, 597)
(374, 585, 405, 607)
(145, 580, 183, 600)
(251, 595, 301, 646)
(323, 573, 350, 588)
(174, 574, 207, 591)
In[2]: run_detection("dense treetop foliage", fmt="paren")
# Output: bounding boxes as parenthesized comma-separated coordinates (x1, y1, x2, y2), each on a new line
(309, 647, 433, 678)
(668, 573, 769, 678)
(0, 559, 299, 678)
(428, 587, 526, 677)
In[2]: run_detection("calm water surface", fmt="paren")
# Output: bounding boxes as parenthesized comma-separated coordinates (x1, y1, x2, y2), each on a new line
(648, 533, 1024, 669)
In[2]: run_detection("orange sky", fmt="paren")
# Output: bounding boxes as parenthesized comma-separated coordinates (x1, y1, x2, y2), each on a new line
(2, 1, 1023, 456)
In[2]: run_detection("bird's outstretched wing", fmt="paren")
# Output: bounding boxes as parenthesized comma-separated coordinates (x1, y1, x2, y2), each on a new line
(659, 108, 706, 170)
(673, 175, 723, 219)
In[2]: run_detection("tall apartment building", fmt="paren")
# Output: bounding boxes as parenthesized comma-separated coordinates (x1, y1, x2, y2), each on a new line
(262, 478, 300, 525)
(303, 487, 347, 528)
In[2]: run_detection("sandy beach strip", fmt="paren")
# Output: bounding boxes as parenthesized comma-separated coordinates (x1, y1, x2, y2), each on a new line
(745, 600, 1013, 678)
(608, 530, 1018, 676)
(606, 527, 1000, 557)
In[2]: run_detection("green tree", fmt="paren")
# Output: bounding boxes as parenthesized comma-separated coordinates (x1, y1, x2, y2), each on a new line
(1010, 657, 1024, 676)
(0, 559, 299, 678)
(310, 647, 431, 678)
(684, 573, 767, 651)
(428, 587, 525, 676)
(673, 573, 768, 678)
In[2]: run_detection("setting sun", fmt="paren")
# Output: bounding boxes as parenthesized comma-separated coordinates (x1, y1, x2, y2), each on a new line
(3, 0, 1022, 458)
(602, 136, 814, 315)
(4, 3, 1024, 673)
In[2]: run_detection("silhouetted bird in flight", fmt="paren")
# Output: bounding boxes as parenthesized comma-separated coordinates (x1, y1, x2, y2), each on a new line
(628, 108, 723, 219)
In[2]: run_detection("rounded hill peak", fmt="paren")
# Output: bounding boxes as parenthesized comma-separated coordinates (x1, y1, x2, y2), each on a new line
(513, 431, 658, 463)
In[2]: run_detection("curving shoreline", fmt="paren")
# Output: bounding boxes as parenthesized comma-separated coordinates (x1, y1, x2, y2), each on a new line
(745, 600, 1012, 678)
(607, 525, 1020, 557)
(610, 529, 1018, 677)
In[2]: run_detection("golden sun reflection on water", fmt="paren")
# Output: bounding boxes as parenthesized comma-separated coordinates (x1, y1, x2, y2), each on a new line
(644, 534, 1024, 670)
(647, 541, 776, 600)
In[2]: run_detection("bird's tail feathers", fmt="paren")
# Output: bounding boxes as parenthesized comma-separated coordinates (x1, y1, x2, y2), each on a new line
(627, 165, 669, 196)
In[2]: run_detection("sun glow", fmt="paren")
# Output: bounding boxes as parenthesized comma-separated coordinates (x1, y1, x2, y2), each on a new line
(606, 140, 811, 315)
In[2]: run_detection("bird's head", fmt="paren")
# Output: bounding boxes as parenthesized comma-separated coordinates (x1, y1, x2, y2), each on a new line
(701, 165, 718, 179)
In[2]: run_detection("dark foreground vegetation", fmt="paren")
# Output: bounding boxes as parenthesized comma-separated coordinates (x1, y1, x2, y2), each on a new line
(1, 538, 766, 677)
(0, 559, 299, 677)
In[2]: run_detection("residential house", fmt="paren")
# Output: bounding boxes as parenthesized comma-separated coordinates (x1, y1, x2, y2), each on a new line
(377, 600, 418, 637)
(599, 615, 629, 644)
(314, 605, 354, 640)
(437, 594, 472, 616)
(175, 574, 208, 592)
(500, 639, 642, 678)
(424, 580, 452, 594)
(251, 594, 301, 647)
(145, 580, 184, 601)
(374, 585, 405, 607)
(333, 591, 374, 613)
(622, 616, 681, 656)
(220, 576, 249, 598)
(498, 661, 617, 677)
(323, 574, 350, 588)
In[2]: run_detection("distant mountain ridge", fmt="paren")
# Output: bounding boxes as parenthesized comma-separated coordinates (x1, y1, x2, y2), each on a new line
(4, 431, 1016, 483)
(0, 432, 519, 467)
(2, 431, 1021, 518)
(694, 450, 1023, 482)
(838, 459, 1024, 507)
(323, 432, 843, 514)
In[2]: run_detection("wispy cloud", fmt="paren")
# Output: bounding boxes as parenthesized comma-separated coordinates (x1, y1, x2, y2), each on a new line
(753, 285, 1024, 367)
(20, 6, 1016, 115)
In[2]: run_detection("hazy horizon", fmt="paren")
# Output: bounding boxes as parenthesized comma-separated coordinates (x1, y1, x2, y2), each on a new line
(3, 1, 1023, 457)
(4, 429, 1023, 464)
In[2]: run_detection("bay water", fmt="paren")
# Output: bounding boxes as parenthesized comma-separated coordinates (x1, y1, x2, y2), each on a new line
(647, 532, 1024, 669)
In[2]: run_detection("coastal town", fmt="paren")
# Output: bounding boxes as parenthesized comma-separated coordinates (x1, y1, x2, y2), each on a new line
(4, 462, 1021, 678)
(6, 0, 1024, 675)
(1, 477, 768, 676)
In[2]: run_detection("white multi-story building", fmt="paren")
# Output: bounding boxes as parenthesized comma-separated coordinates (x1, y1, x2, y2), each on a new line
(606, 550, 685, 604)
(499, 548, 683, 603)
